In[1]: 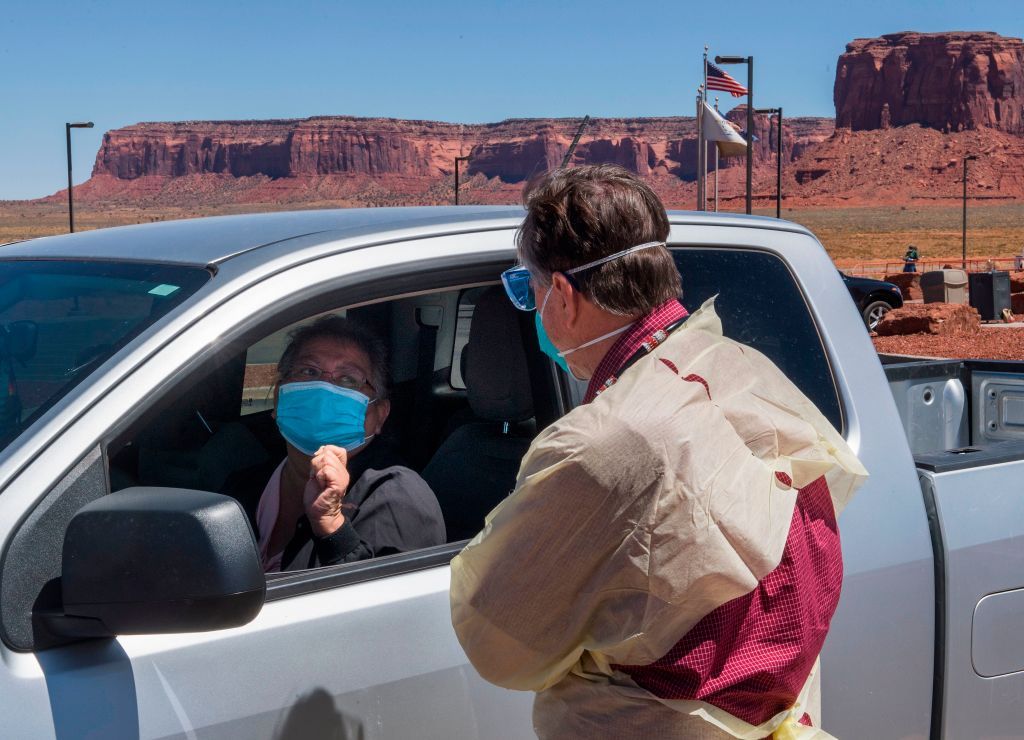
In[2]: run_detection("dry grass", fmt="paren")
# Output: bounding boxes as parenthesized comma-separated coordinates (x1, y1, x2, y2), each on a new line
(772, 203, 1024, 262)
(4, 199, 1023, 266)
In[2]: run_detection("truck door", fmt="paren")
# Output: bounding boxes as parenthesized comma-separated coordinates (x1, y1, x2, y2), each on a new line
(0, 234, 536, 739)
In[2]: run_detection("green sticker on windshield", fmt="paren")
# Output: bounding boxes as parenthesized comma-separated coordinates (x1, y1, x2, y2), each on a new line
(148, 284, 180, 297)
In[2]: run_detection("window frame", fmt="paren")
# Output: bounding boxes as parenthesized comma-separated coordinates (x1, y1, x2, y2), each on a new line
(265, 539, 465, 600)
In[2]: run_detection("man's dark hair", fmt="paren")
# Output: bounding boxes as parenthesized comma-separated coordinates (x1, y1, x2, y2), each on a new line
(277, 315, 390, 399)
(516, 164, 680, 316)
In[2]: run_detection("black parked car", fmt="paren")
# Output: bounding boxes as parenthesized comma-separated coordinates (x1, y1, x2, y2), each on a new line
(840, 272, 904, 330)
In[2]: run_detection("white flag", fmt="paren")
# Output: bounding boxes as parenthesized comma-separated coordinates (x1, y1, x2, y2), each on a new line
(702, 102, 747, 157)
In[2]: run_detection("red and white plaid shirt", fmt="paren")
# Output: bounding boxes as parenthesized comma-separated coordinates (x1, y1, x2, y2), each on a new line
(584, 298, 689, 404)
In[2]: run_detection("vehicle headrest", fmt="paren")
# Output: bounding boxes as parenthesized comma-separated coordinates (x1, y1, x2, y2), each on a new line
(464, 287, 534, 423)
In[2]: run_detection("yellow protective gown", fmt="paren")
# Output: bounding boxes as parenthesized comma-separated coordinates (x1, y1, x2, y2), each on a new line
(450, 300, 867, 739)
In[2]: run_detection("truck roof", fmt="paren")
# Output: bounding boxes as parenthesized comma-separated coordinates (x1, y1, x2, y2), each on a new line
(0, 206, 813, 266)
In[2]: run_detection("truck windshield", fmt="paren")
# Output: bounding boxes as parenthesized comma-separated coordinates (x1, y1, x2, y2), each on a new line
(0, 260, 210, 452)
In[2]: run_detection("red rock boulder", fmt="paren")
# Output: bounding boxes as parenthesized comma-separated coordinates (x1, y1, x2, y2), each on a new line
(875, 303, 981, 336)
(884, 272, 923, 300)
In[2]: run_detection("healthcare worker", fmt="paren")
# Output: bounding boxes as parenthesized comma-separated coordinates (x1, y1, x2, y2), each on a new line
(450, 164, 866, 739)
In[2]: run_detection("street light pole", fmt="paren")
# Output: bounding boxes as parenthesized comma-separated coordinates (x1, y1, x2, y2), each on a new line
(755, 107, 783, 218)
(962, 154, 977, 270)
(776, 107, 782, 219)
(714, 97, 720, 213)
(715, 55, 753, 214)
(454, 155, 470, 205)
(65, 121, 94, 233)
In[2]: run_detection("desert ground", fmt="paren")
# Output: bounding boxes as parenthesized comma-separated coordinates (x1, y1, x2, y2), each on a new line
(3, 197, 1024, 360)
(2, 199, 1023, 267)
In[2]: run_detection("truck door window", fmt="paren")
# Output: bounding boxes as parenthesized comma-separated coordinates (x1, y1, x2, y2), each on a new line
(107, 281, 552, 576)
(671, 248, 843, 431)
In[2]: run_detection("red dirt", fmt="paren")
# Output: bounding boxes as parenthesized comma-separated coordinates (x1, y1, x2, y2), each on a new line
(871, 299, 1024, 360)
(873, 329, 1024, 360)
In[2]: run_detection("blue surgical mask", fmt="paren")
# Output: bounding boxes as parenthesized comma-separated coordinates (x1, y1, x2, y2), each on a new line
(535, 308, 571, 374)
(535, 285, 631, 379)
(275, 381, 376, 455)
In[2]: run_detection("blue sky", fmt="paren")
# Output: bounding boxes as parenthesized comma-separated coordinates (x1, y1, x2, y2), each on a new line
(1, 0, 1018, 199)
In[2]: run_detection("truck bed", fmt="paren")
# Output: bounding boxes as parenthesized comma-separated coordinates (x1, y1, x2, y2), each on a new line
(884, 357, 1024, 458)
(884, 356, 1024, 738)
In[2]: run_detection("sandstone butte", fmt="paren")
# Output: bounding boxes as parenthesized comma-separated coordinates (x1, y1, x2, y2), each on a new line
(834, 31, 1024, 134)
(51, 31, 1024, 209)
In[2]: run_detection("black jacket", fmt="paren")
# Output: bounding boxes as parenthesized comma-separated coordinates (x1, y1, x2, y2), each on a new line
(230, 440, 446, 571)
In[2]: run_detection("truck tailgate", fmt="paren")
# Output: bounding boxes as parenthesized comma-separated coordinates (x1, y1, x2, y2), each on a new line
(886, 359, 1024, 737)
(915, 446, 1024, 739)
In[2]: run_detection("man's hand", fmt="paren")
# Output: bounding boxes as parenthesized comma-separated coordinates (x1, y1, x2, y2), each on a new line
(304, 445, 351, 537)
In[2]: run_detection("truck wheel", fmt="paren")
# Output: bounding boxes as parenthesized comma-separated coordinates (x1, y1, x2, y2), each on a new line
(863, 300, 892, 330)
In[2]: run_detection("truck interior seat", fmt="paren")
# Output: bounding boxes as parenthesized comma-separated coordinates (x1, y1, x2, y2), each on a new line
(421, 287, 536, 542)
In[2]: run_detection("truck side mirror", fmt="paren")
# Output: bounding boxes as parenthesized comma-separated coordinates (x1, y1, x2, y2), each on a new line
(37, 488, 265, 643)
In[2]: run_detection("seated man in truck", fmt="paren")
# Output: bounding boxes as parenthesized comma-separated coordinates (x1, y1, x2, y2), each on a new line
(251, 315, 446, 572)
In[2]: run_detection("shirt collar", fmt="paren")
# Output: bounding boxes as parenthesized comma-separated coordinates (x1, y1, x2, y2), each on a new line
(583, 298, 689, 404)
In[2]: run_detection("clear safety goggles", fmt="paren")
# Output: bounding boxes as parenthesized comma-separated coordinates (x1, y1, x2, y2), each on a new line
(500, 241, 666, 312)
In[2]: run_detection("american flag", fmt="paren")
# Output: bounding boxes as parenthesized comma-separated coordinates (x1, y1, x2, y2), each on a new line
(706, 62, 748, 97)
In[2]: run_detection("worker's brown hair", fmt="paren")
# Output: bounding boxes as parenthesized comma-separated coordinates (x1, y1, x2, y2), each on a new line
(516, 164, 680, 316)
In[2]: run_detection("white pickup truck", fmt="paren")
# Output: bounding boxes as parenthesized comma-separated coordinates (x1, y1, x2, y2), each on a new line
(0, 207, 1020, 738)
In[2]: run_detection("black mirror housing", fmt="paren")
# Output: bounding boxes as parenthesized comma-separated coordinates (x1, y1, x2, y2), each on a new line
(55, 488, 265, 637)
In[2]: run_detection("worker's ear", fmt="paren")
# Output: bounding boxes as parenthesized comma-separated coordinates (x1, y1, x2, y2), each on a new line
(550, 272, 581, 329)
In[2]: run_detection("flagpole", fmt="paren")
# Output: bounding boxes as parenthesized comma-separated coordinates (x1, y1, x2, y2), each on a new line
(714, 97, 720, 213)
(701, 46, 709, 211)
(696, 88, 704, 211)
(703, 45, 709, 103)
(746, 57, 754, 215)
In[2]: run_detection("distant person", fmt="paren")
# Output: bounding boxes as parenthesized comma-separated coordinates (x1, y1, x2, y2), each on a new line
(903, 244, 919, 273)
(1015, 250, 1023, 272)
